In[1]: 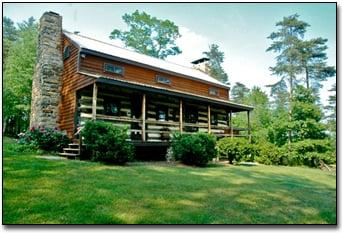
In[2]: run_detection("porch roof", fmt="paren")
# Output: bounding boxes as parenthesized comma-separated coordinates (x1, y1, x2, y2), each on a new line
(79, 71, 253, 112)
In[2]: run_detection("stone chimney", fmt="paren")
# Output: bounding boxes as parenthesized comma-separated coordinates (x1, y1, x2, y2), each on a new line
(191, 57, 210, 73)
(30, 11, 63, 129)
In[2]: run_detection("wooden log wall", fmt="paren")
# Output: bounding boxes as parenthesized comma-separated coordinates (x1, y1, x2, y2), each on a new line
(146, 94, 180, 142)
(79, 54, 230, 101)
(59, 36, 96, 138)
(77, 85, 143, 140)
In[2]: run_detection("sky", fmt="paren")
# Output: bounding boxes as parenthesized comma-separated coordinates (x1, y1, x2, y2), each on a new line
(3, 2, 336, 105)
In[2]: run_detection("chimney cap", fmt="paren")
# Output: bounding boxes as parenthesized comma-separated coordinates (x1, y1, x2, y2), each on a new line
(191, 57, 209, 65)
(45, 11, 60, 16)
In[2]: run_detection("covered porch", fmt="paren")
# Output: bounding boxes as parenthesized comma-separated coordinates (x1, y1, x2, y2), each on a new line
(75, 77, 253, 144)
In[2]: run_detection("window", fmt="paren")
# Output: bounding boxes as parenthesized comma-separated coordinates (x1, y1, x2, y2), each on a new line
(63, 46, 71, 60)
(104, 63, 124, 75)
(156, 75, 171, 85)
(104, 101, 120, 116)
(185, 106, 198, 123)
(169, 107, 178, 122)
(209, 87, 219, 96)
(211, 113, 218, 125)
(156, 106, 168, 121)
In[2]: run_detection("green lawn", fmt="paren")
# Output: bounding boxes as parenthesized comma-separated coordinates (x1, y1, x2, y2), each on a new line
(3, 137, 336, 224)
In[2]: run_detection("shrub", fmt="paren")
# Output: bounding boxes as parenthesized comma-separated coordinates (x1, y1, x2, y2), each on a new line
(82, 121, 134, 164)
(18, 126, 70, 152)
(253, 141, 282, 165)
(216, 137, 252, 164)
(282, 139, 334, 167)
(170, 132, 217, 166)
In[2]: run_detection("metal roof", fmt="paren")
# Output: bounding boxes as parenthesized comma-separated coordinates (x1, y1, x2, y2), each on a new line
(63, 31, 229, 88)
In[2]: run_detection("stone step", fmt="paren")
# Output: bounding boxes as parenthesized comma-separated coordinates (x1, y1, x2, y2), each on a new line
(59, 152, 79, 157)
(63, 148, 80, 152)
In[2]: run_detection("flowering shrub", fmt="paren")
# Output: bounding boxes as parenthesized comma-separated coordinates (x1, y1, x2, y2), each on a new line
(18, 126, 70, 152)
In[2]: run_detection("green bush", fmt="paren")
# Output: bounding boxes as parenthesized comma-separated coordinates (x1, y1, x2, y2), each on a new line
(283, 139, 334, 167)
(253, 142, 282, 165)
(82, 121, 134, 164)
(18, 126, 70, 152)
(216, 138, 252, 164)
(170, 132, 217, 166)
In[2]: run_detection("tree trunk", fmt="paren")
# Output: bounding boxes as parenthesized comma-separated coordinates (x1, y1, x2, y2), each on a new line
(288, 76, 294, 144)
(305, 66, 310, 89)
(3, 116, 7, 135)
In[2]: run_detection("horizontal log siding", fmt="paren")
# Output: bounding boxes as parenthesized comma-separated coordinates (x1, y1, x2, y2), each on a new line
(79, 55, 230, 101)
(59, 36, 96, 138)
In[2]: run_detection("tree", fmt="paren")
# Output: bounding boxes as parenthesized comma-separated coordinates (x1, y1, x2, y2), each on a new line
(291, 85, 326, 141)
(109, 10, 181, 59)
(3, 17, 18, 63)
(267, 14, 310, 143)
(297, 38, 336, 91)
(266, 14, 309, 99)
(245, 87, 272, 143)
(325, 83, 336, 135)
(231, 82, 250, 103)
(3, 17, 38, 135)
(203, 44, 229, 84)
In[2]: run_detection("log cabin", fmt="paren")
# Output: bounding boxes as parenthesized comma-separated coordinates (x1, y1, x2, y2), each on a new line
(30, 12, 253, 158)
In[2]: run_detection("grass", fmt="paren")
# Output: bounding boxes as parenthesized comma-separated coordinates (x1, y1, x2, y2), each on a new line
(3, 137, 336, 224)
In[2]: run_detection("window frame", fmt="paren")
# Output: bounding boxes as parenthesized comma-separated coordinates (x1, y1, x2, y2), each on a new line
(209, 87, 219, 96)
(63, 46, 71, 60)
(155, 75, 171, 85)
(103, 63, 125, 76)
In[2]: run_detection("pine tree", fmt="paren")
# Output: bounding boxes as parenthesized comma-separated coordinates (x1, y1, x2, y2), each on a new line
(203, 44, 229, 84)
(267, 14, 310, 143)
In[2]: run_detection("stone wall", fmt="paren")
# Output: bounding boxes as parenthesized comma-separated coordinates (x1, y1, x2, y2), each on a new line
(30, 12, 63, 129)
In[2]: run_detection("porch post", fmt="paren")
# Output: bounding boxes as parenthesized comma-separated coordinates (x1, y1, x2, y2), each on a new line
(208, 105, 211, 133)
(92, 82, 97, 120)
(230, 110, 233, 138)
(142, 93, 146, 141)
(179, 99, 183, 133)
(247, 110, 251, 142)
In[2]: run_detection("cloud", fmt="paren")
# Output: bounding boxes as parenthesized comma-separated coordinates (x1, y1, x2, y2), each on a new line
(166, 26, 210, 67)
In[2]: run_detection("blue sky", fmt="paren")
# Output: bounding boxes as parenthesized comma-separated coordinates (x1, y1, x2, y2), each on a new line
(3, 3, 336, 105)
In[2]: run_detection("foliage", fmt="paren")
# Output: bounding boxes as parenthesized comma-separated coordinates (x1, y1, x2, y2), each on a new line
(3, 17, 18, 62)
(291, 85, 326, 141)
(297, 37, 336, 91)
(110, 10, 181, 59)
(216, 138, 252, 164)
(231, 82, 250, 103)
(18, 126, 70, 152)
(253, 141, 282, 165)
(283, 139, 334, 167)
(170, 132, 217, 166)
(266, 14, 309, 96)
(3, 16, 38, 136)
(325, 83, 336, 135)
(203, 44, 229, 84)
(82, 121, 134, 164)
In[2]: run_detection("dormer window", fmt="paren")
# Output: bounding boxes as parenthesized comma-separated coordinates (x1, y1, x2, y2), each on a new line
(63, 46, 71, 60)
(209, 87, 219, 96)
(156, 75, 171, 85)
(104, 63, 124, 75)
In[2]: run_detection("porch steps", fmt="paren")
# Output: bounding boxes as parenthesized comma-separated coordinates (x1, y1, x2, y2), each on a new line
(59, 139, 80, 159)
